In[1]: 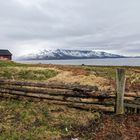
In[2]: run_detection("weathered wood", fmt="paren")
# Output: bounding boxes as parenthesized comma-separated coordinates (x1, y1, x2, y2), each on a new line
(0, 77, 139, 114)
(0, 89, 114, 106)
(0, 92, 114, 112)
(124, 103, 140, 109)
(0, 85, 115, 99)
(124, 97, 136, 101)
(40, 100, 115, 112)
(0, 79, 98, 91)
(116, 68, 126, 114)
(124, 99, 140, 105)
(0, 83, 139, 98)
(124, 103, 140, 114)
(1, 92, 139, 113)
(124, 92, 140, 98)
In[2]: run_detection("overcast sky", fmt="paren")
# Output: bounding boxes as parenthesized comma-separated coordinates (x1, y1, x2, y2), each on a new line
(0, 0, 140, 58)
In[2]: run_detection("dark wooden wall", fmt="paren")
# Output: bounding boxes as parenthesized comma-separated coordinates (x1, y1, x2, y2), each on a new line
(0, 55, 12, 60)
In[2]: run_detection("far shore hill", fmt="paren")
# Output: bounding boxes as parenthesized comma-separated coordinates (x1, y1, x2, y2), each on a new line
(20, 49, 127, 60)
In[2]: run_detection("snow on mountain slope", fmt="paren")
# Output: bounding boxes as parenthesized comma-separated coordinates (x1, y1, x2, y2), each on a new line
(21, 49, 124, 60)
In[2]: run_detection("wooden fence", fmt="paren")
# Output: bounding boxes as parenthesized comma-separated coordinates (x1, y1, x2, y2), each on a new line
(0, 69, 139, 114)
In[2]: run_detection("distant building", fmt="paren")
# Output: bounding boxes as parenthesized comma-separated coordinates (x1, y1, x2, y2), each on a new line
(0, 50, 12, 60)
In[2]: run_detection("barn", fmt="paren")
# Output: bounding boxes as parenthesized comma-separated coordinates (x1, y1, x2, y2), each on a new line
(0, 50, 12, 60)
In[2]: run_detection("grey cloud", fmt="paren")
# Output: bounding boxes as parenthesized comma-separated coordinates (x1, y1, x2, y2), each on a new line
(0, 0, 140, 58)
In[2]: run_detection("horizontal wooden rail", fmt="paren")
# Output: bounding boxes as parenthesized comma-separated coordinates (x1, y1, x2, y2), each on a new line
(0, 79, 98, 91)
(124, 103, 140, 114)
(0, 89, 114, 106)
(0, 87, 138, 101)
(124, 103, 140, 109)
(0, 78, 139, 113)
(0, 85, 115, 98)
(0, 79, 139, 98)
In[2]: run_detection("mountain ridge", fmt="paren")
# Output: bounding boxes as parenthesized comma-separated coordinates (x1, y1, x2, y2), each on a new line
(20, 49, 125, 60)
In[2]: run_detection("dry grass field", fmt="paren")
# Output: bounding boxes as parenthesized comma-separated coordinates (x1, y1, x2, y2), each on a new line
(0, 60, 139, 140)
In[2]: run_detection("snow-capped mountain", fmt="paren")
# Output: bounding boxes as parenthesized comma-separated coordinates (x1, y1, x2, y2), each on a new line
(21, 49, 124, 60)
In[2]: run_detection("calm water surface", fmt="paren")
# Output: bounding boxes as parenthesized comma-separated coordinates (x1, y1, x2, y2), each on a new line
(17, 58, 140, 66)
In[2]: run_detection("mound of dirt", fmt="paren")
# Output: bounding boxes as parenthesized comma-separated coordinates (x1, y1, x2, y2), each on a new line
(48, 71, 113, 91)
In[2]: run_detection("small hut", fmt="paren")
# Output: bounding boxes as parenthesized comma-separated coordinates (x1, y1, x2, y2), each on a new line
(0, 50, 12, 60)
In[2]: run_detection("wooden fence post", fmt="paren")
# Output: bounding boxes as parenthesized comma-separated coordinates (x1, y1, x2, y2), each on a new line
(116, 68, 126, 114)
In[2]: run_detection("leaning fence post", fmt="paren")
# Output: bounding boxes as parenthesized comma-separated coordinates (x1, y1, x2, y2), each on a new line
(116, 68, 126, 114)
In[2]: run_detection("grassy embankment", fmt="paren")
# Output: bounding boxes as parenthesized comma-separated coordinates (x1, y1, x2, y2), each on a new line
(83, 65, 140, 92)
(0, 61, 101, 140)
(0, 60, 139, 140)
(0, 61, 58, 81)
(0, 98, 102, 140)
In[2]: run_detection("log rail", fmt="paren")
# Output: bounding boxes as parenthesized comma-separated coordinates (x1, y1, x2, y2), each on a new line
(0, 78, 139, 114)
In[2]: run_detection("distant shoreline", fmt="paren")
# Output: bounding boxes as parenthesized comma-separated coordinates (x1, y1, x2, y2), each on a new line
(20, 57, 126, 61)
(18, 56, 140, 61)
(16, 58, 140, 67)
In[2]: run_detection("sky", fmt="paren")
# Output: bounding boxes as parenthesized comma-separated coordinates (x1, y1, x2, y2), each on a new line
(0, 0, 140, 58)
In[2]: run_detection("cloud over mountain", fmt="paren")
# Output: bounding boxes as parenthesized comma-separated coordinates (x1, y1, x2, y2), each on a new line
(0, 0, 140, 58)
(20, 49, 124, 60)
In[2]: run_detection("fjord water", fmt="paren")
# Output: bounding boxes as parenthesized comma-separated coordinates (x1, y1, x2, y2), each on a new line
(18, 58, 140, 66)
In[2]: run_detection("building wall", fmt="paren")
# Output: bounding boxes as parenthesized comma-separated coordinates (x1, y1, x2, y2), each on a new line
(0, 55, 12, 60)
